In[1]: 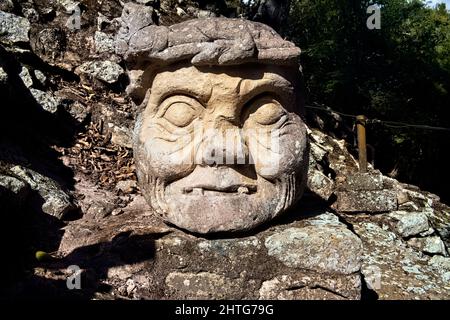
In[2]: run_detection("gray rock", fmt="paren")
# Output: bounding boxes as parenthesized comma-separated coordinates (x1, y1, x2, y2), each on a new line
(335, 190, 397, 213)
(259, 274, 361, 300)
(94, 31, 115, 53)
(341, 172, 384, 191)
(30, 89, 60, 113)
(389, 211, 430, 238)
(97, 12, 111, 31)
(307, 168, 334, 201)
(110, 125, 132, 148)
(197, 9, 216, 18)
(0, 174, 29, 202)
(197, 237, 261, 255)
(407, 236, 447, 256)
(423, 206, 450, 250)
(176, 7, 186, 16)
(396, 190, 409, 205)
(0, 66, 7, 83)
(115, 2, 155, 55)
(55, 203, 362, 300)
(22, 7, 39, 23)
(62, 100, 88, 122)
(31, 28, 66, 62)
(305, 211, 342, 227)
(34, 70, 47, 86)
(419, 227, 435, 237)
(309, 139, 328, 164)
(165, 272, 247, 299)
(0, 11, 30, 43)
(135, 0, 157, 5)
(264, 225, 363, 275)
(57, 0, 79, 12)
(0, 0, 14, 12)
(9, 166, 74, 219)
(423, 236, 447, 256)
(115, 180, 137, 193)
(85, 201, 115, 220)
(353, 221, 450, 299)
(428, 255, 450, 271)
(442, 272, 450, 282)
(78, 61, 124, 84)
(19, 66, 33, 88)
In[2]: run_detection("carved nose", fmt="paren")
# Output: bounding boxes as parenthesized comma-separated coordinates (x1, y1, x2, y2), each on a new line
(198, 128, 249, 166)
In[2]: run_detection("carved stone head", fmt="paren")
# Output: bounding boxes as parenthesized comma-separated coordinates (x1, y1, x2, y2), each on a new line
(117, 11, 309, 233)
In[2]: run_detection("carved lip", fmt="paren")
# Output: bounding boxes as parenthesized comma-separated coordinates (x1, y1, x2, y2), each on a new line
(182, 184, 257, 195)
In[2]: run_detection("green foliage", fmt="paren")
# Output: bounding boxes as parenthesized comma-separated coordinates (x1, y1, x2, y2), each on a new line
(286, 0, 450, 200)
(35, 250, 52, 262)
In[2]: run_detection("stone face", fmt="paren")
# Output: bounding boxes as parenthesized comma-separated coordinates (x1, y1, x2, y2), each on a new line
(134, 65, 308, 234)
(0, 11, 30, 43)
(78, 61, 124, 84)
(9, 166, 74, 219)
(128, 16, 308, 234)
(265, 225, 363, 275)
(336, 190, 397, 213)
(389, 211, 430, 238)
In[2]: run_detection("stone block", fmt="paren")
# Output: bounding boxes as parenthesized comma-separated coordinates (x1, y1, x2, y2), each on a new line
(335, 190, 397, 213)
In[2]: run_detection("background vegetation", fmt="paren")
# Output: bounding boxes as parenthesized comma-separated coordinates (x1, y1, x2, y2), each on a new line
(221, 0, 450, 202)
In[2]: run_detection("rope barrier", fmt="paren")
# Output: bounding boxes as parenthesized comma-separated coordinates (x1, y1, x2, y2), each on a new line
(305, 104, 450, 132)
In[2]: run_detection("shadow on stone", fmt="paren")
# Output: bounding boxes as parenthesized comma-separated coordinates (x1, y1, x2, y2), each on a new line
(4, 233, 158, 300)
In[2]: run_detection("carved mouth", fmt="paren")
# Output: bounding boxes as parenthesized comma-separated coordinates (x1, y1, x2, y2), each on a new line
(182, 184, 257, 195)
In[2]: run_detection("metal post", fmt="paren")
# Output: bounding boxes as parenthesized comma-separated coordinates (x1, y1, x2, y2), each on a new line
(356, 115, 367, 173)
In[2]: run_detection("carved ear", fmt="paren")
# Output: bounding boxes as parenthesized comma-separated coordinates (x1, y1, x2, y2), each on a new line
(125, 65, 156, 108)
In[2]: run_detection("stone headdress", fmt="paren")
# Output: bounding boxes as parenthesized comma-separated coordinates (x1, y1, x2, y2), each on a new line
(115, 3, 301, 106)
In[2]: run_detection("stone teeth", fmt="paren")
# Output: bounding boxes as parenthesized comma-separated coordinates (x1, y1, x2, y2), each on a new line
(238, 186, 249, 194)
(192, 187, 203, 195)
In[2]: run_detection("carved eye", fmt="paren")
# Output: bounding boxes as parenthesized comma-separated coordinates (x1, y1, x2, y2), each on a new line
(245, 97, 286, 125)
(160, 96, 202, 127)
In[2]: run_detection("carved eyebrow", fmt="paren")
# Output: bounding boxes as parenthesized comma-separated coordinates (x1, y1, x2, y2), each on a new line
(237, 78, 295, 109)
(156, 87, 212, 107)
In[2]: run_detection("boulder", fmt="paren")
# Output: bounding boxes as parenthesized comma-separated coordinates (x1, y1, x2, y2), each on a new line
(9, 166, 75, 219)
(388, 211, 430, 238)
(77, 61, 124, 84)
(56, 205, 363, 300)
(336, 190, 397, 213)
(352, 220, 450, 299)
(0, 11, 30, 43)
